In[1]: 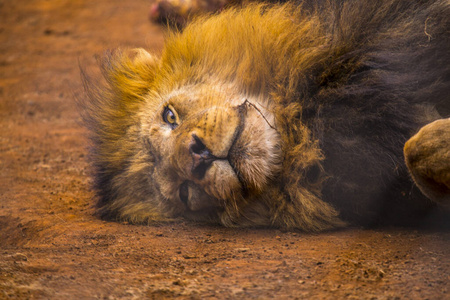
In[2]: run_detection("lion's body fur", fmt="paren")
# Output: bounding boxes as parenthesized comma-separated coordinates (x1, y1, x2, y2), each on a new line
(82, 0, 450, 231)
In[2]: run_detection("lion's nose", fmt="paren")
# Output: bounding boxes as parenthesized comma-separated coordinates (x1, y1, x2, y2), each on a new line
(189, 134, 216, 179)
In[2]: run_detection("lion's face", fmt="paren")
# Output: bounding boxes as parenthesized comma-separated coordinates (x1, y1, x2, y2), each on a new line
(139, 83, 282, 219)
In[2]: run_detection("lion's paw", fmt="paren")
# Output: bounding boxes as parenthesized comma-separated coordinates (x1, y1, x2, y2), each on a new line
(404, 118, 450, 205)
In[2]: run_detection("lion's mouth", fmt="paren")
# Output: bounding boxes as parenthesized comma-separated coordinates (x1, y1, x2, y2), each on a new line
(180, 137, 246, 212)
(179, 140, 269, 212)
(179, 180, 221, 211)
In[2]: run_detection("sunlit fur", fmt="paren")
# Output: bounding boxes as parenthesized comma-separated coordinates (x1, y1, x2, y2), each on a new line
(82, 0, 449, 231)
(404, 118, 450, 205)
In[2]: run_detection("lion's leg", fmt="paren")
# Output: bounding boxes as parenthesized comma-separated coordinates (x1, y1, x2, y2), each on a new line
(404, 118, 450, 205)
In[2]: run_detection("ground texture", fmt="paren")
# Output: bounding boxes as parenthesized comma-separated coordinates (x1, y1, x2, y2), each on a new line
(0, 0, 449, 299)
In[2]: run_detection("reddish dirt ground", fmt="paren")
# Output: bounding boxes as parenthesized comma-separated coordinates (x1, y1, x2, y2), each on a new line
(1, 0, 449, 299)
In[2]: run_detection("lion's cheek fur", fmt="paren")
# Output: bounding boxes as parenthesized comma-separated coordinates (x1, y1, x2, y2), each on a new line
(230, 112, 282, 193)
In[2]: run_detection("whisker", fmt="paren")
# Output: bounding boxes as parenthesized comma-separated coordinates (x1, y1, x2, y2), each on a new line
(242, 99, 277, 130)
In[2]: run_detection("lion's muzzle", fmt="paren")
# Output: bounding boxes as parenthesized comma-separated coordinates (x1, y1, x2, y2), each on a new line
(172, 101, 281, 212)
(172, 106, 243, 210)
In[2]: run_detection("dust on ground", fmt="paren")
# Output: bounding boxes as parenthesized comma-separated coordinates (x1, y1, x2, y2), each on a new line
(0, 0, 449, 299)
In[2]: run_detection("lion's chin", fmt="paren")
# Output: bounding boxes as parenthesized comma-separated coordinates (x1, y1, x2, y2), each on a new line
(179, 180, 221, 211)
(227, 115, 283, 193)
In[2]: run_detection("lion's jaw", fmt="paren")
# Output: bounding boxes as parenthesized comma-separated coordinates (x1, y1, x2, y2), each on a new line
(140, 85, 282, 219)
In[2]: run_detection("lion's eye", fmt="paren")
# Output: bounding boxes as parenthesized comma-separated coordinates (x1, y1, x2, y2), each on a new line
(162, 106, 178, 128)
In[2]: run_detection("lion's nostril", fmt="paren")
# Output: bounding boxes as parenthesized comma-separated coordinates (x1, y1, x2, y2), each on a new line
(190, 135, 207, 155)
(190, 135, 215, 179)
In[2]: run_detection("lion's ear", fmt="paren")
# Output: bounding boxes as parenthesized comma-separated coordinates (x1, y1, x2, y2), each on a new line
(101, 48, 159, 101)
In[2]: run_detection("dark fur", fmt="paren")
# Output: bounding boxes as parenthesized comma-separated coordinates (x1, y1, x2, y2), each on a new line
(296, 0, 449, 224)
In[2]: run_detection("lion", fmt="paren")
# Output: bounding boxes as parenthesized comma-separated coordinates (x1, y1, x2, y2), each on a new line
(81, 0, 450, 231)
